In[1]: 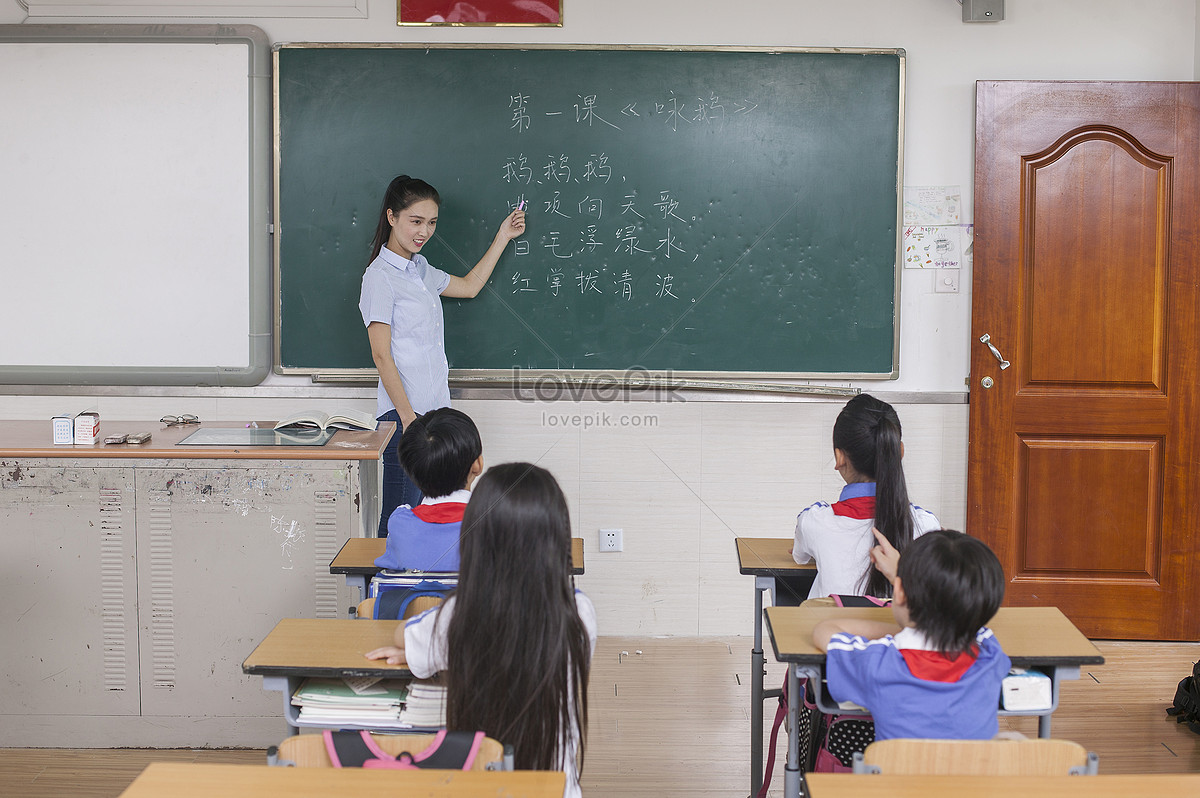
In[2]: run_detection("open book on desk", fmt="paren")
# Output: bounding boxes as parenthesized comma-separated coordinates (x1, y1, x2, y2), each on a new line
(274, 408, 378, 431)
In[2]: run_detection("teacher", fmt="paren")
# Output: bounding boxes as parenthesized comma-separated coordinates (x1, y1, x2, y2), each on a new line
(359, 175, 525, 536)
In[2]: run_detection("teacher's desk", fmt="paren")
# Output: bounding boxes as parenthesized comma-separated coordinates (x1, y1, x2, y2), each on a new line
(0, 420, 393, 748)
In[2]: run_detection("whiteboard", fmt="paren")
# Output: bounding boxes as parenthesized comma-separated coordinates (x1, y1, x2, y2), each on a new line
(0, 25, 270, 386)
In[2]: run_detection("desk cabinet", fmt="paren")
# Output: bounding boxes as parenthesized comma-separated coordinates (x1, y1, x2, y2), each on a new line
(0, 423, 390, 747)
(2, 464, 140, 720)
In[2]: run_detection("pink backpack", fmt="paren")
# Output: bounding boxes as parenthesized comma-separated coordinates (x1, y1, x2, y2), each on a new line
(322, 729, 485, 770)
(756, 594, 887, 797)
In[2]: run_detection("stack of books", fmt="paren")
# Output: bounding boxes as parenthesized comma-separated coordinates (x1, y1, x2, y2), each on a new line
(399, 682, 449, 728)
(369, 571, 459, 597)
(291, 677, 446, 729)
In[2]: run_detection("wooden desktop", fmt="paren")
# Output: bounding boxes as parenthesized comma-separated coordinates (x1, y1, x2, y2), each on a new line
(118, 762, 566, 797)
(331, 535, 586, 602)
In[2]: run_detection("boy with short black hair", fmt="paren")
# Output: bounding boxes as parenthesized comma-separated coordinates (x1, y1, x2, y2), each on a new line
(374, 407, 483, 572)
(812, 528, 1011, 740)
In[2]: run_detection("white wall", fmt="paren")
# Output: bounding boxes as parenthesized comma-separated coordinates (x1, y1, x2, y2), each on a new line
(1, 0, 1195, 634)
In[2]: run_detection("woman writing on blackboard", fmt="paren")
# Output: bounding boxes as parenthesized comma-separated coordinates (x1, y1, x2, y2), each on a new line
(359, 175, 525, 535)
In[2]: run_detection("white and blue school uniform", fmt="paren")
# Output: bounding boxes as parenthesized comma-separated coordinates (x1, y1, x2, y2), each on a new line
(825, 626, 1012, 741)
(793, 482, 941, 599)
(375, 489, 469, 572)
(358, 246, 453, 419)
(404, 591, 598, 798)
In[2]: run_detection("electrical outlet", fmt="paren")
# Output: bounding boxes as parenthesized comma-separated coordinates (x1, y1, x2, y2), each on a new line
(600, 528, 623, 552)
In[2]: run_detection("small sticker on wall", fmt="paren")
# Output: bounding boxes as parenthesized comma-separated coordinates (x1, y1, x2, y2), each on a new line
(904, 225, 964, 269)
(903, 185, 962, 226)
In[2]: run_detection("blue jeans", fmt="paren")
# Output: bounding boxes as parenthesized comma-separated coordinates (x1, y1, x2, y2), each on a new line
(377, 410, 423, 537)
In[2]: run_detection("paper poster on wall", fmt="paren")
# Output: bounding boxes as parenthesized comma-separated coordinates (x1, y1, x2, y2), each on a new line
(904, 225, 963, 269)
(903, 185, 961, 226)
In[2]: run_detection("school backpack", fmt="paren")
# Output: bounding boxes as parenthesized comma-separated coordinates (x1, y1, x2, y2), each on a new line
(322, 729, 484, 769)
(757, 677, 875, 798)
(1166, 660, 1200, 734)
(369, 572, 458, 620)
(756, 594, 887, 797)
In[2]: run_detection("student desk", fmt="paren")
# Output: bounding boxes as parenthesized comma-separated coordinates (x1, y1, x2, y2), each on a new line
(765, 605, 1105, 798)
(804, 773, 1200, 798)
(0, 421, 393, 748)
(331, 536, 587, 603)
(243, 617, 417, 734)
(734, 537, 817, 796)
(118, 762, 566, 797)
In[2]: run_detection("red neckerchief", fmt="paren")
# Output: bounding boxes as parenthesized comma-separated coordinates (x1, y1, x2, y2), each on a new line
(899, 644, 980, 683)
(411, 503, 466, 523)
(831, 496, 875, 520)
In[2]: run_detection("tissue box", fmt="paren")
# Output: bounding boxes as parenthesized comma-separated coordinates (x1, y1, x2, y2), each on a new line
(74, 410, 101, 445)
(52, 412, 77, 445)
(1001, 668, 1053, 711)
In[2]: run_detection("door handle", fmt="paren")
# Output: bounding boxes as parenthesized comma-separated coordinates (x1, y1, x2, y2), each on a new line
(979, 333, 1010, 370)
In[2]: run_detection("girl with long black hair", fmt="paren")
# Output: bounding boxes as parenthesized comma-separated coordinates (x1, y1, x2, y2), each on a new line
(367, 462, 594, 797)
(792, 394, 940, 598)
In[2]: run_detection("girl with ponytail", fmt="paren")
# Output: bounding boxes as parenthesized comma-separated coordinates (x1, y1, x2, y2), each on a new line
(792, 394, 940, 598)
(359, 175, 525, 535)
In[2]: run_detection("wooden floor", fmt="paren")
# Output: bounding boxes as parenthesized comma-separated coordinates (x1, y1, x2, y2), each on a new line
(1, 637, 1197, 797)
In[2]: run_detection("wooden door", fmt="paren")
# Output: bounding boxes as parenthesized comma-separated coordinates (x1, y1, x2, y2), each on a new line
(969, 81, 1200, 640)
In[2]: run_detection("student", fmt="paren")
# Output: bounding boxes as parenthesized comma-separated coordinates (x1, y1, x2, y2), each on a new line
(793, 393, 940, 598)
(813, 528, 1011, 741)
(374, 408, 483, 573)
(366, 463, 595, 798)
(359, 175, 525, 535)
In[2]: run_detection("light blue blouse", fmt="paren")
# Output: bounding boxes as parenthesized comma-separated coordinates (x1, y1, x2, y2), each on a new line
(359, 247, 452, 418)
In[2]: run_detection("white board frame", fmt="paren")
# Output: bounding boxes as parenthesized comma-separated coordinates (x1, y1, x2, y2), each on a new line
(20, 0, 366, 19)
(0, 24, 271, 387)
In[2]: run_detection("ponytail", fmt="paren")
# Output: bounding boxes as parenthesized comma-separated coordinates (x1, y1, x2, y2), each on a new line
(867, 411, 913, 596)
(832, 394, 914, 597)
(368, 175, 441, 264)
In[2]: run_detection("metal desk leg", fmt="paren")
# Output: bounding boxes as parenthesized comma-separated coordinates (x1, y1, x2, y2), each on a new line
(262, 674, 299, 737)
(348, 574, 369, 608)
(784, 664, 803, 798)
(1037, 665, 1071, 738)
(750, 575, 779, 796)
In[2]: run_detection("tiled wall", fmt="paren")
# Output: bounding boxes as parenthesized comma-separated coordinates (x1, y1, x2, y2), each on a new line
(457, 397, 968, 636)
(0, 393, 967, 635)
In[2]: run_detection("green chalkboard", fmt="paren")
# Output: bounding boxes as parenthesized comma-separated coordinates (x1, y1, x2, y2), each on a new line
(275, 45, 903, 377)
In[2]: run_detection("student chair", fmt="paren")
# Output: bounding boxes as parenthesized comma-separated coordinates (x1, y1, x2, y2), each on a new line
(355, 594, 445, 620)
(269, 731, 509, 770)
(851, 738, 1099, 775)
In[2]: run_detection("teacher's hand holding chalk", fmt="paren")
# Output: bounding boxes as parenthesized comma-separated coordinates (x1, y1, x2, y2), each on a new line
(496, 204, 527, 246)
(358, 174, 526, 536)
